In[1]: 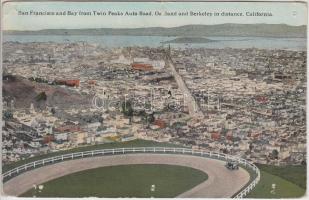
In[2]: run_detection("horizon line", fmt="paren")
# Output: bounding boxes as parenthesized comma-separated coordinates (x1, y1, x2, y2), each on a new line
(3, 23, 307, 32)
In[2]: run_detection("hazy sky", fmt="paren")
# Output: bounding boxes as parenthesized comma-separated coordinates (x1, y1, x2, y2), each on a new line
(2, 2, 307, 30)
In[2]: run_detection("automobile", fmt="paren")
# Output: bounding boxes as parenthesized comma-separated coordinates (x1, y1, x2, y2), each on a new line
(225, 160, 239, 170)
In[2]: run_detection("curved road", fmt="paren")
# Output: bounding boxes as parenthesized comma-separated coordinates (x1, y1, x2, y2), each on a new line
(3, 154, 250, 197)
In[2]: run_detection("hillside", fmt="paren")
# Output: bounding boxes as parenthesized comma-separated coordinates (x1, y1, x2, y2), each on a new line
(247, 164, 306, 198)
(4, 24, 306, 38)
(2, 75, 91, 110)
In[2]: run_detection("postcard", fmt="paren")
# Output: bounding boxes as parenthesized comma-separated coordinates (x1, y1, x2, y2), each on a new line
(1, 0, 307, 198)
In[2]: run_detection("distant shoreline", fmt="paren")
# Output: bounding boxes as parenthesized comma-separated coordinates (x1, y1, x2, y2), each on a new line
(3, 33, 306, 39)
(3, 24, 307, 38)
(162, 37, 216, 44)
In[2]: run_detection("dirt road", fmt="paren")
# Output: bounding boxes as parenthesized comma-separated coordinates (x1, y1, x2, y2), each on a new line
(3, 154, 250, 197)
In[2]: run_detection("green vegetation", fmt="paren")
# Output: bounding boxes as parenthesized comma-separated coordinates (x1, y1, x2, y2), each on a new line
(5, 136, 306, 198)
(138, 110, 155, 128)
(21, 164, 208, 197)
(170, 121, 186, 128)
(29, 77, 48, 84)
(2, 139, 183, 172)
(231, 164, 257, 198)
(3, 110, 13, 120)
(256, 164, 306, 189)
(122, 100, 134, 117)
(247, 164, 306, 198)
(122, 100, 134, 123)
(270, 150, 279, 159)
(35, 92, 47, 101)
(246, 171, 305, 198)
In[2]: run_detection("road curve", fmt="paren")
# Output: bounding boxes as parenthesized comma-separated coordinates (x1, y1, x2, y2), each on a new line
(3, 154, 250, 198)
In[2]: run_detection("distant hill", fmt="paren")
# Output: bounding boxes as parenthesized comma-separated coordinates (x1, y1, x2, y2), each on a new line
(4, 24, 306, 38)
(162, 37, 215, 44)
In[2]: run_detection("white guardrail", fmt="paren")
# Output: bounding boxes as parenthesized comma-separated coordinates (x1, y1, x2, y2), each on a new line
(2, 147, 260, 198)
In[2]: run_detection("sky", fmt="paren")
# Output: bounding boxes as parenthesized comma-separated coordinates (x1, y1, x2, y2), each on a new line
(2, 2, 307, 30)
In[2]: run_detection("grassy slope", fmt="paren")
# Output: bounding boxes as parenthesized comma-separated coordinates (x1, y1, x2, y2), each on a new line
(247, 171, 305, 198)
(21, 164, 208, 198)
(256, 164, 306, 189)
(4, 139, 306, 198)
(247, 164, 306, 198)
(2, 139, 183, 172)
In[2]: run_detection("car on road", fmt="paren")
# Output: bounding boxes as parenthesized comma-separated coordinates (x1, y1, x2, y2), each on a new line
(225, 160, 239, 170)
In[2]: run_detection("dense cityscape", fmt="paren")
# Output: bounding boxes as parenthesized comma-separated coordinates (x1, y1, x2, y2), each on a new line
(2, 41, 306, 166)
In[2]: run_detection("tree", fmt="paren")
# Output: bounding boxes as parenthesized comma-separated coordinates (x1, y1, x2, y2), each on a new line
(36, 92, 47, 101)
(144, 112, 155, 129)
(51, 108, 56, 115)
(148, 113, 155, 124)
(272, 149, 279, 159)
(122, 100, 134, 124)
(3, 111, 13, 119)
(249, 143, 254, 152)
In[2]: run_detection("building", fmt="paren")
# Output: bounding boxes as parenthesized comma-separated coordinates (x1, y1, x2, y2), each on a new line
(131, 63, 153, 71)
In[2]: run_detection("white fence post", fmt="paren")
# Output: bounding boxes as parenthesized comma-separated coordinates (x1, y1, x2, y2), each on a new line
(3, 146, 260, 198)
